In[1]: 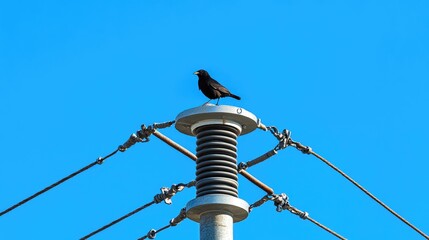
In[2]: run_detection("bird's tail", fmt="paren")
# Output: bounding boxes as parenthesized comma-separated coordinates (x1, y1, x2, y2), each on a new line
(229, 93, 241, 100)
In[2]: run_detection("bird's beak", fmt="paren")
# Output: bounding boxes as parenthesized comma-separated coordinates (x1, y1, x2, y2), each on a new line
(194, 71, 199, 75)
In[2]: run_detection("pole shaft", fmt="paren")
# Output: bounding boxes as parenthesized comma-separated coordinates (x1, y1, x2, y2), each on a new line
(200, 211, 233, 240)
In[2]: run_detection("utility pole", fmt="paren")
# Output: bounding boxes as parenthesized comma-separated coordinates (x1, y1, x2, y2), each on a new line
(176, 104, 259, 240)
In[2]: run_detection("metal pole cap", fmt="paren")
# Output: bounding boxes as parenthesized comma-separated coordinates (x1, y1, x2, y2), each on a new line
(175, 104, 259, 136)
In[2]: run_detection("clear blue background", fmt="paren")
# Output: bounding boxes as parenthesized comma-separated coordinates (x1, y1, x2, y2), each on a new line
(1, 1, 428, 239)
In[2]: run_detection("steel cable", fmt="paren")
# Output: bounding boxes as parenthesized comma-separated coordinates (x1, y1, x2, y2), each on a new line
(137, 208, 187, 240)
(0, 149, 119, 217)
(80, 181, 194, 239)
(306, 215, 347, 240)
(80, 201, 155, 240)
(306, 149, 429, 239)
(0, 121, 175, 217)
(138, 225, 171, 240)
(266, 126, 428, 239)
(272, 193, 347, 239)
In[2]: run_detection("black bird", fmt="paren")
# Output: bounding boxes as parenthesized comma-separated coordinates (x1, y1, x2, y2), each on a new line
(194, 69, 241, 105)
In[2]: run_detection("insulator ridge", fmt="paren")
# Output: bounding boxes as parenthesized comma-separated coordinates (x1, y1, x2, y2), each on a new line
(195, 124, 240, 197)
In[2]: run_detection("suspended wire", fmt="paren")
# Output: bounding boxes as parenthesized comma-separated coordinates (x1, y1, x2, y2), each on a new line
(80, 201, 155, 240)
(250, 191, 346, 239)
(137, 208, 187, 240)
(81, 181, 195, 240)
(272, 193, 347, 240)
(306, 214, 346, 240)
(143, 122, 428, 238)
(264, 126, 429, 239)
(286, 204, 346, 240)
(138, 225, 171, 240)
(0, 120, 175, 218)
(285, 136, 429, 239)
(307, 148, 429, 239)
(0, 148, 119, 217)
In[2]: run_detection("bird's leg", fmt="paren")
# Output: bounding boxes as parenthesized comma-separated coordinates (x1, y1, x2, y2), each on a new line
(216, 98, 220, 105)
(202, 99, 212, 106)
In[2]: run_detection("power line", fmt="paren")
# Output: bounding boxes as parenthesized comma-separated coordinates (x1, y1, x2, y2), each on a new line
(92, 113, 429, 239)
(0, 148, 119, 217)
(150, 120, 429, 239)
(137, 208, 187, 240)
(3, 109, 427, 240)
(154, 124, 347, 239)
(81, 201, 155, 240)
(0, 121, 176, 217)
(272, 193, 347, 240)
(305, 148, 429, 239)
(268, 127, 429, 239)
(81, 181, 195, 240)
(249, 193, 347, 240)
(306, 215, 346, 240)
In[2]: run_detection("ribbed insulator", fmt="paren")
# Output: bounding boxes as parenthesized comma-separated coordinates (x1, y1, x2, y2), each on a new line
(195, 124, 240, 197)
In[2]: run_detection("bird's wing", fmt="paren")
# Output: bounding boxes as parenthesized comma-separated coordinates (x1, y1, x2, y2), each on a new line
(209, 79, 230, 93)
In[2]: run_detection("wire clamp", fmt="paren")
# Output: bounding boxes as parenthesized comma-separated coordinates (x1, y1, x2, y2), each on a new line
(153, 181, 195, 205)
(237, 162, 248, 171)
(119, 134, 144, 152)
(96, 157, 104, 165)
(154, 186, 176, 205)
(249, 194, 272, 212)
(95, 148, 120, 164)
(152, 121, 175, 129)
(118, 120, 175, 153)
(296, 208, 309, 220)
(289, 139, 312, 154)
(271, 193, 310, 220)
(182, 180, 196, 188)
(137, 124, 153, 142)
(268, 127, 291, 151)
(170, 208, 187, 226)
(144, 229, 157, 239)
(272, 193, 290, 212)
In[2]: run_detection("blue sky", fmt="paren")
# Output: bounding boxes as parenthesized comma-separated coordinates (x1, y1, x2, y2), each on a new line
(1, 1, 428, 239)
